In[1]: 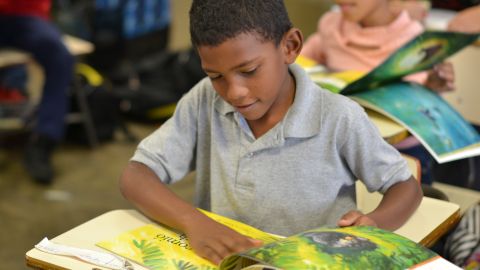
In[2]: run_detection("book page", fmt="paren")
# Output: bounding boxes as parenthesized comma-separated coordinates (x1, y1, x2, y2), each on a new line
(96, 210, 280, 270)
(341, 31, 479, 95)
(350, 82, 480, 163)
(220, 226, 439, 270)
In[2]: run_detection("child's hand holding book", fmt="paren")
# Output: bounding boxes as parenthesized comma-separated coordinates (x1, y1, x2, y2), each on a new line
(183, 213, 263, 265)
(337, 210, 378, 227)
(425, 61, 455, 93)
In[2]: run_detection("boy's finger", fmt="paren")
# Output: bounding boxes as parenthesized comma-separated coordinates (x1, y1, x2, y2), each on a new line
(199, 246, 224, 265)
(337, 211, 362, 227)
(249, 238, 264, 247)
(204, 240, 233, 262)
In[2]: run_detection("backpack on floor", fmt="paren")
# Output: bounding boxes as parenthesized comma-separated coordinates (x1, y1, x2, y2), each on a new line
(65, 63, 135, 144)
(110, 48, 204, 122)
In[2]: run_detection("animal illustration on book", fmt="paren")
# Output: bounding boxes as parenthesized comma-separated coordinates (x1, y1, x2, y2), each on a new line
(97, 209, 460, 270)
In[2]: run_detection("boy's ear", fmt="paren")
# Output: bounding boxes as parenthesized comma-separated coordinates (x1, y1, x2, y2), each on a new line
(282, 28, 303, 64)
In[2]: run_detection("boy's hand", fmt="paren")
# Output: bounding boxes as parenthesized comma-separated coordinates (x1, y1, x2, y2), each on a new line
(184, 216, 263, 265)
(425, 62, 455, 93)
(337, 210, 377, 227)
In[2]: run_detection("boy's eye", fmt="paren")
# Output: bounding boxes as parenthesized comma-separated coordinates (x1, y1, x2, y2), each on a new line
(241, 68, 257, 76)
(209, 74, 222, 80)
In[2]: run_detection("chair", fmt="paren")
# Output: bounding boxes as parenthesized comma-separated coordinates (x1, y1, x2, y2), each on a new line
(0, 35, 98, 147)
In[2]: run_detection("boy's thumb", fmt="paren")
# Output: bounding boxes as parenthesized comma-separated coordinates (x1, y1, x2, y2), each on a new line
(249, 238, 264, 247)
(337, 211, 361, 227)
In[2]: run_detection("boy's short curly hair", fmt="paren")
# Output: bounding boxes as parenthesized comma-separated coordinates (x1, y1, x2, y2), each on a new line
(189, 0, 293, 48)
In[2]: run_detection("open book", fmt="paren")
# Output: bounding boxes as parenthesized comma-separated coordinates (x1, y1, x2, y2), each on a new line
(301, 31, 480, 163)
(97, 209, 460, 269)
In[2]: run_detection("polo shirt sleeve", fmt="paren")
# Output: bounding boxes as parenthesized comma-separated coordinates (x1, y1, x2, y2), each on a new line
(338, 99, 412, 193)
(130, 81, 206, 184)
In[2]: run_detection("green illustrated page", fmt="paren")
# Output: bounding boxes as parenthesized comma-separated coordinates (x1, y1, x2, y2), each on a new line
(220, 226, 437, 270)
(97, 210, 280, 270)
(350, 82, 480, 163)
(341, 31, 479, 95)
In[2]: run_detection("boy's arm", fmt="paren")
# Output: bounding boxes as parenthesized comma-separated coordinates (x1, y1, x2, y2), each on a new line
(120, 161, 262, 265)
(338, 176, 423, 230)
(448, 6, 480, 33)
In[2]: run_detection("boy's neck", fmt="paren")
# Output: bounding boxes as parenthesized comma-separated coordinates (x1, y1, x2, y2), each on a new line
(247, 71, 296, 139)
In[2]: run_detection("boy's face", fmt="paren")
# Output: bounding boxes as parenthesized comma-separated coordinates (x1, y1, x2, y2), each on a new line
(335, 0, 390, 26)
(197, 31, 301, 123)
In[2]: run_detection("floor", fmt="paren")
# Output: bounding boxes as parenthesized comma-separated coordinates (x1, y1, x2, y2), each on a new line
(0, 123, 194, 270)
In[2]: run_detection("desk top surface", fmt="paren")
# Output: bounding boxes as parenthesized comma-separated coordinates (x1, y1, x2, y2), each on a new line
(0, 35, 94, 67)
(26, 199, 460, 270)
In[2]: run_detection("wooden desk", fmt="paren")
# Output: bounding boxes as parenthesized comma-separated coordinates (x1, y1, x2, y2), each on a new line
(26, 198, 460, 270)
(26, 210, 151, 270)
(356, 153, 460, 247)
(356, 184, 460, 247)
(25, 202, 460, 270)
(26, 155, 459, 269)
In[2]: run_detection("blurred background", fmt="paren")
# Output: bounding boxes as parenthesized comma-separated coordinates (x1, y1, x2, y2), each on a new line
(1, 0, 480, 269)
(0, 1, 335, 269)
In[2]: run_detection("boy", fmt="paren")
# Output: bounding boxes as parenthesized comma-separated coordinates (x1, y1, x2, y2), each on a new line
(120, 0, 423, 265)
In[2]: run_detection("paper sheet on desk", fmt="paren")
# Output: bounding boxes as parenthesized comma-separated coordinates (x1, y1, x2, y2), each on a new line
(35, 237, 134, 270)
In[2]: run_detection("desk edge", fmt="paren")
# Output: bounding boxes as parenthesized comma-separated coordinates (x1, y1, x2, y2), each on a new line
(419, 208, 461, 247)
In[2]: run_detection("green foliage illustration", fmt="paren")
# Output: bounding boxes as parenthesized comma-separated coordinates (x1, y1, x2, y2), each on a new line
(223, 226, 437, 270)
(171, 259, 216, 270)
(133, 239, 169, 269)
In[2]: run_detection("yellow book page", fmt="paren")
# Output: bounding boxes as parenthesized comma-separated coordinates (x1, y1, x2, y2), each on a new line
(97, 210, 281, 269)
(295, 55, 318, 68)
(97, 223, 216, 269)
(199, 209, 282, 243)
(309, 70, 365, 93)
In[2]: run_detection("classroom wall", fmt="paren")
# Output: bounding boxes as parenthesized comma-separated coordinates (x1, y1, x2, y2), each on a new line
(168, 0, 333, 51)
(444, 46, 480, 125)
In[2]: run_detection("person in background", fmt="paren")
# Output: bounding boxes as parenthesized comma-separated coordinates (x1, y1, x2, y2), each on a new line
(120, 0, 422, 265)
(389, 0, 431, 21)
(389, 0, 480, 33)
(0, 0, 74, 184)
(301, 0, 455, 184)
(447, 5, 480, 33)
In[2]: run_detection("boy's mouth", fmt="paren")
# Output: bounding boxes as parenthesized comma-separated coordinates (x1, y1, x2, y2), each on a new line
(234, 102, 256, 112)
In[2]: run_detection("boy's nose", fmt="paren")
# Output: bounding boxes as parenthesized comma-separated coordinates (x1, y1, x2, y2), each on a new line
(226, 83, 248, 102)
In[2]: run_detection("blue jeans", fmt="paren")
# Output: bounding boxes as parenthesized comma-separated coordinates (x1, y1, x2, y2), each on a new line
(0, 15, 74, 141)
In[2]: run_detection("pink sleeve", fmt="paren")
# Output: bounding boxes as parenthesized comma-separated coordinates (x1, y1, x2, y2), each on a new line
(301, 19, 325, 64)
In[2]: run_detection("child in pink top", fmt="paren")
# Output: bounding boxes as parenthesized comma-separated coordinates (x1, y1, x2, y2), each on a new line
(301, 0, 455, 184)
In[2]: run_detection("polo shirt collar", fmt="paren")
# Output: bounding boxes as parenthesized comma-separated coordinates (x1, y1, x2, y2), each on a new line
(283, 64, 323, 138)
(213, 63, 323, 138)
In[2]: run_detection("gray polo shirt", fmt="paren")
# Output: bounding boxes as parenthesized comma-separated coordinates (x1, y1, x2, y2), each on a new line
(132, 64, 411, 236)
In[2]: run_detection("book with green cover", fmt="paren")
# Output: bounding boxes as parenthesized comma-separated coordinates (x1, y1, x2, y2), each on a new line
(221, 226, 458, 270)
(302, 30, 480, 163)
(97, 210, 460, 270)
(96, 210, 280, 270)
